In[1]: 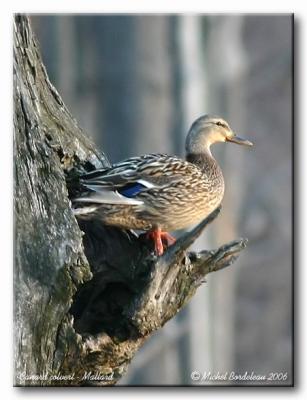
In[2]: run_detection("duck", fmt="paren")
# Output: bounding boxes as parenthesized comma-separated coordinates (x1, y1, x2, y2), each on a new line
(73, 114, 253, 256)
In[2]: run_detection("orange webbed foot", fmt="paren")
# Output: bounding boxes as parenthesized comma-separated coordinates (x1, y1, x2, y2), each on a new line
(146, 229, 176, 256)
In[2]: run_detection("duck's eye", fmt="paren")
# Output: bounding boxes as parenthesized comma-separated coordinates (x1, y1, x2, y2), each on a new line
(215, 121, 229, 130)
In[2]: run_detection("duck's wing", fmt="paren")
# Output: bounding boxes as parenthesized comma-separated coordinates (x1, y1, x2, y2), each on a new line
(74, 154, 194, 206)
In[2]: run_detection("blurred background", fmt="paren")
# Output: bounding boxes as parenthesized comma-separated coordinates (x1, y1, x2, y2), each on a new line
(31, 14, 293, 385)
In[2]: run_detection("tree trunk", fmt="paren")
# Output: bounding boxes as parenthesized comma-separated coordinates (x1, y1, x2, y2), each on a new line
(14, 15, 247, 386)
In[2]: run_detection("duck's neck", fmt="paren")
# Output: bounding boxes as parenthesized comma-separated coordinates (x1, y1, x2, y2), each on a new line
(186, 149, 216, 170)
(186, 150, 224, 183)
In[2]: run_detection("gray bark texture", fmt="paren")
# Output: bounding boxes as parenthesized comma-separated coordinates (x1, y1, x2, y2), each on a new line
(14, 15, 247, 386)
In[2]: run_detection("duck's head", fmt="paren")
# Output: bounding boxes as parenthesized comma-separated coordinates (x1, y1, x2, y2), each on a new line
(185, 114, 253, 155)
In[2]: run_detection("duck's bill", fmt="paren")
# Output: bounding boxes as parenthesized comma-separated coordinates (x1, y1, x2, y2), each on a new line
(226, 135, 253, 146)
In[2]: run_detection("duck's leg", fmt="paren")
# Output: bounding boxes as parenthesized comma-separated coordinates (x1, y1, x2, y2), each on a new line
(146, 229, 176, 256)
(146, 228, 164, 256)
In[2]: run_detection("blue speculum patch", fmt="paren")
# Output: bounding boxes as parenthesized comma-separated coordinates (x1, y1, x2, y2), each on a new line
(119, 182, 147, 198)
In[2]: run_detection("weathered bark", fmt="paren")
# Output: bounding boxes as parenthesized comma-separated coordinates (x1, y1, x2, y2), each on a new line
(14, 14, 247, 386)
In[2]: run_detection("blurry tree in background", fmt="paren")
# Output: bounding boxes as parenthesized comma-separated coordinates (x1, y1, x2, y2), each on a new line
(31, 14, 292, 385)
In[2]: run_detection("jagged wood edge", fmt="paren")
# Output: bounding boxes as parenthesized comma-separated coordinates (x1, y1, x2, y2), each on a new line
(57, 212, 247, 386)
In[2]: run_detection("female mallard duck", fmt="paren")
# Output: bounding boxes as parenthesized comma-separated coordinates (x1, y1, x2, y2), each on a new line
(73, 115, 253, 255)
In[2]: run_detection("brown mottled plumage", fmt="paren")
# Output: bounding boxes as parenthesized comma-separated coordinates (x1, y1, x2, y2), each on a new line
(73, 115, 253, 255)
